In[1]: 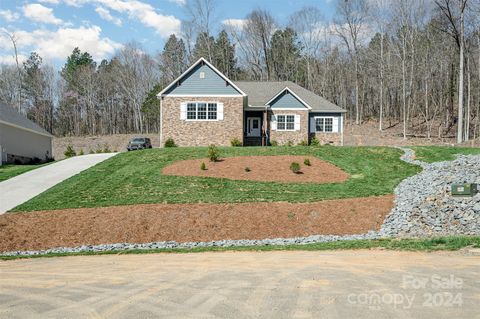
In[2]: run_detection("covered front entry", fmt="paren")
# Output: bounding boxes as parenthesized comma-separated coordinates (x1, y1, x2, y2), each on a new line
(244, 110, 266, 146)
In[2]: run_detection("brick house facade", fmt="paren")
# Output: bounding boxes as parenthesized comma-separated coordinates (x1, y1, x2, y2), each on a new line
(158, 58, 345, 147)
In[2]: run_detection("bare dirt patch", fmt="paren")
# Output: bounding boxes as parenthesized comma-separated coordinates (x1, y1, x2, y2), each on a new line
(162, 155, 349, 184)
(0, 195, 393, 252)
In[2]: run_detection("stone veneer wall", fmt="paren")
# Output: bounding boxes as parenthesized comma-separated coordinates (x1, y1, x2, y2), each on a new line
(268, 109, 309, 145)
(311, 132, 342, 145)
(161, 96, 244, 147)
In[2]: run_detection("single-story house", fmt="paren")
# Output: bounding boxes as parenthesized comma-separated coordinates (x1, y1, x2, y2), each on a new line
(157, 57, 346, 147)
(0, 102, 53, 165)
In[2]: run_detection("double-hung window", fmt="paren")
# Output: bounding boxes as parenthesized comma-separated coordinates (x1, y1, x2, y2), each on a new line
(277, 115, 295, 131)
(186, 102, 217, 121)
(315, 117, 333, 132)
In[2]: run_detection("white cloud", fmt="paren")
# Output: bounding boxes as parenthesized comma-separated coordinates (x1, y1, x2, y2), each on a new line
(168, 0, 186, 6)
(95, 6, 122, 26)
(96, 0, 181, 37)
(58, 0, 181, 37)
(38, 0, 61, 4)
(0, 54, 27, 65)
(0, 10, 20, 22)
(22, 3, 63, 25)
(1, 26, 121, 61)
(222, 19, 246, 30)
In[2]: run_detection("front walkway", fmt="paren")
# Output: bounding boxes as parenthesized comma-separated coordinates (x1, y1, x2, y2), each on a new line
(0, 153, 116, 214)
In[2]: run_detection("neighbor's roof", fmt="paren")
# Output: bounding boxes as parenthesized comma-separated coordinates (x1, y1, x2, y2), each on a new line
(0, 102, 53, 137)
(234, 81, 346, 113)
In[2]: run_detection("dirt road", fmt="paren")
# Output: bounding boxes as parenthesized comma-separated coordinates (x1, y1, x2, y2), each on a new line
(0, 250, 479, 318)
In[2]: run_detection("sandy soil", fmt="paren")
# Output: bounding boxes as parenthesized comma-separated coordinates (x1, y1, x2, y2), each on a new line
(0, 195, 392, 252)
(163, 155, 349, 183)
(1, 250, 479, 318)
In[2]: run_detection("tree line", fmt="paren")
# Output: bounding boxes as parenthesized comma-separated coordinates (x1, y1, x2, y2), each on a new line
(1, 0, 479, 143)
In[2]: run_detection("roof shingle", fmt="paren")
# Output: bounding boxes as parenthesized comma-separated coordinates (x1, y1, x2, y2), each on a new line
(0, 102, 53, 137)
(234, 81, 345, 113)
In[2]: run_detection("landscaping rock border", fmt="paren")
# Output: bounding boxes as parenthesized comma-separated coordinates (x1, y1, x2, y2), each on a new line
(380, 147, 480, 237)
(2, 147, 479, 257)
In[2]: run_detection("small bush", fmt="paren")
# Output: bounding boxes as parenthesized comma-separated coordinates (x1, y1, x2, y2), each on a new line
(290, 162, 301, 174)
(200, 162, 207, 170)
(310, 136, 320, 146)
(89, 149, 94, 154)
(286, 140, 293, 147)
(78, 149, 84, 156)
(103, 144, 111, 153)
(164, 138, 177, 148)
(270, 140, 278, 147)
(230, 137, 242, 147)
(304, 158, 311, 166)
(96, 148, 103, 154)
(298, 140, 309, 146)
(207, 144, 220, 162)
(64, 145, 76, 158)
(245, 167, 251, 172)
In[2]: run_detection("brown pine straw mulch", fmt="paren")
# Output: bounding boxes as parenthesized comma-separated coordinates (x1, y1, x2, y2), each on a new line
(0, 195, 393, 252)
(162, 155, 350, 183)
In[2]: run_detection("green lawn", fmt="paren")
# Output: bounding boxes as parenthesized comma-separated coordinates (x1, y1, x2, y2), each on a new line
(0, 163, 51, 182)
(1, 236, 478, 260)
(12, 146, 420, 212)
(412, 146, 480, 163)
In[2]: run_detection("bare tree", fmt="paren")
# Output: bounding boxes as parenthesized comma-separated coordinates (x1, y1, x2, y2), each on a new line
(334, 0, 369, 125)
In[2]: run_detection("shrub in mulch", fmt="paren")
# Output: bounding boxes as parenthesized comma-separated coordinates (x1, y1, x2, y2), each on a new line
(208, 144, 220, 162)
(290, 162, 301, 174)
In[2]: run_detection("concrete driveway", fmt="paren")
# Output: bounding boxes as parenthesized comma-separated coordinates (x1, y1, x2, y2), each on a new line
(0, 250, 478, 318)
(0, 153, 116, 213)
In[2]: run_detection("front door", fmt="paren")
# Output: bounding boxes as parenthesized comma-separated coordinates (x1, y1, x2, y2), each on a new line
(247, 117, 261, 137)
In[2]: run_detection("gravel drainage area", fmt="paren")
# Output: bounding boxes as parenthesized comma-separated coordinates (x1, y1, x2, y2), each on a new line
(380, 148, 480, 237)
(2, 148, 479, 257)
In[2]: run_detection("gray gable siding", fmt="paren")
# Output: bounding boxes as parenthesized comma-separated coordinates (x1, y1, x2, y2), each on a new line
(164, 63, 242, 96)
(268, 90, 307, 109)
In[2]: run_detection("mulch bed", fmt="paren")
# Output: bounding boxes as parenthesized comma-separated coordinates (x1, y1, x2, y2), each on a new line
(0, 195, 393, 252)
(162, 155, 349, 183)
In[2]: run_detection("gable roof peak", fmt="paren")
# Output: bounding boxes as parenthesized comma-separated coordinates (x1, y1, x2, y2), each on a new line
(158, 57, 246, 97)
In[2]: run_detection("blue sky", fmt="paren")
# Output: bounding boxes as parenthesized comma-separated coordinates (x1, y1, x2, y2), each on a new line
(0, 0, 336, 68)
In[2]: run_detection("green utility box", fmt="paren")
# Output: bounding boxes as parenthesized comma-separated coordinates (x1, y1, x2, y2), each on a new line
(451, 183, 478, 196)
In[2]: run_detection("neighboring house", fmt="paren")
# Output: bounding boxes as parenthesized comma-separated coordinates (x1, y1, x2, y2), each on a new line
(0, 102, 53, 165)
(157, 58, 346, 147)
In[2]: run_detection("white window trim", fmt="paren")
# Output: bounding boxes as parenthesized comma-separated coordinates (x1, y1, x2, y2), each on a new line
(276, 114, 296, 132)
(185, 101, 219, 121)
(314, 116, 334, 133)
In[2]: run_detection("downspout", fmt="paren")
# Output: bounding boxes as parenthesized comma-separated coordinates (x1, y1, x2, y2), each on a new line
(264, 106, 268, 146)
(159, 96, 163, 148)
(341, 113, 344, 146)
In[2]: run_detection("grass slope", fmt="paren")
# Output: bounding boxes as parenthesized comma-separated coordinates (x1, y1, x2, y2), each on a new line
(13, 146, 420, 212)
(1, 236, 478, 260)
(0, 163, 50, 182)
(412, 146, 480, 163)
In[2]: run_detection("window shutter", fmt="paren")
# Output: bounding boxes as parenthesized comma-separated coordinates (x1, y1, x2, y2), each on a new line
(332, 116, 339, 132)
(217, 103, 224, 120)
(271, 114, 277, 131)
(294, 114, 301, 131)
(310, 117, 316, 133)
(180, 103, 187, 120)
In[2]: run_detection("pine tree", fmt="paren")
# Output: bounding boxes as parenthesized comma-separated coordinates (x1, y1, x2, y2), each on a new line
(214, 30, 237, 78)
(160, 34, 187, 83)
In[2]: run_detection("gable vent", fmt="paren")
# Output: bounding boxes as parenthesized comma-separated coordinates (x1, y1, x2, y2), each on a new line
(199, 71, 205, 79)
